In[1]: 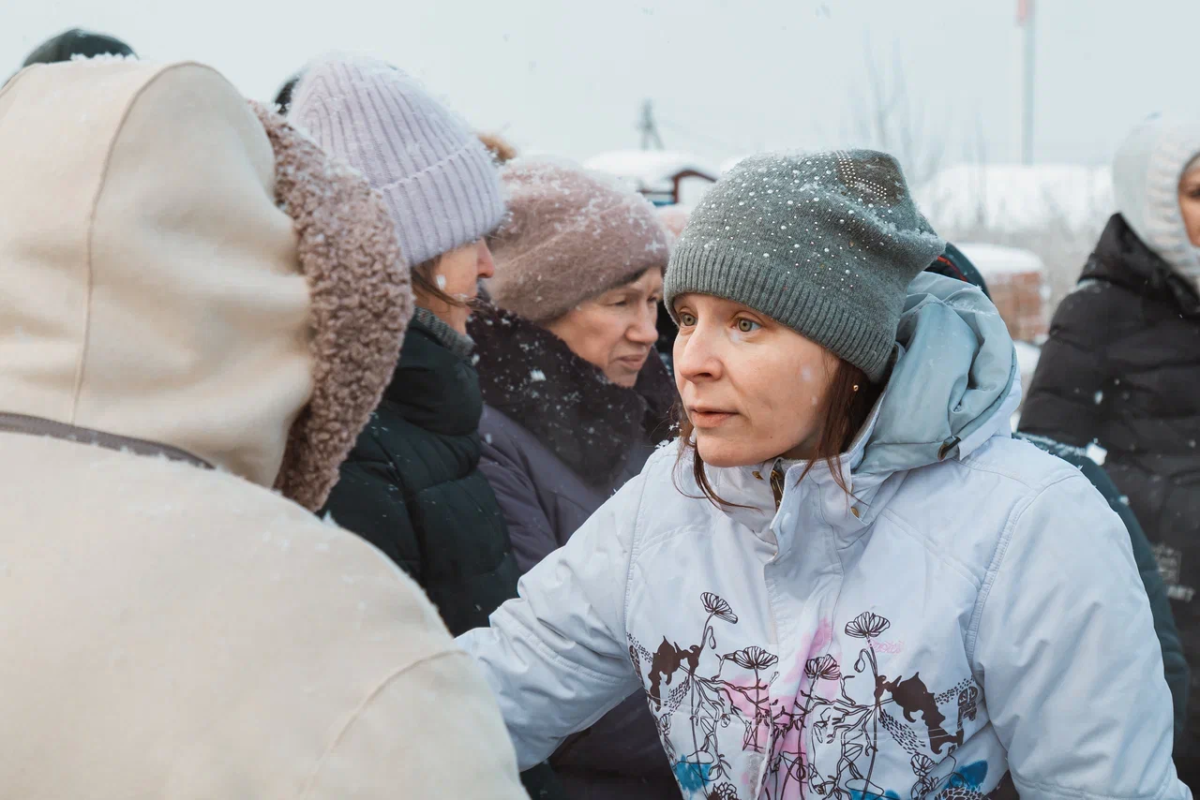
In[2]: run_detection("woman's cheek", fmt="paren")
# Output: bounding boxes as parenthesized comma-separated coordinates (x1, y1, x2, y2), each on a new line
(729, 327, 754, 344)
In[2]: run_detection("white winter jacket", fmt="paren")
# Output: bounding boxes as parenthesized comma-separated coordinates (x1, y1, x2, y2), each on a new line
(459, 274, 1188, 800)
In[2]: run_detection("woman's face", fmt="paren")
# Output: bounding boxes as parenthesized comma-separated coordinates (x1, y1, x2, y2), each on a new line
(1180, 166, 1200, 248)
(544, 269, 663, 388)
(421, 239, 496, 334)
(673, 293, 838, 468)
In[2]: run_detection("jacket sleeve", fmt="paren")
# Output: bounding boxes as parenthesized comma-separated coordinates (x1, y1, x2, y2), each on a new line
(1069, 456, 1191, 748)
(1117, 480, 1191, 749)
(1018, 282, 1112, 447)
(478, 427, 561, 575)
(550, 691, 667, 777)
(971, 471, 1187, 799)
(321, 430, 422, 583)
(1136, 535, 1192, 750)
(303, 650, 527, 800)
(456, 467, 648, 770)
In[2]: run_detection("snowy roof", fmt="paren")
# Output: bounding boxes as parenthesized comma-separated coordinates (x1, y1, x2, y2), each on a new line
(584, 150, 718, 192)
(917, 164, 1114, 234)
(956, 242, 1046, 277)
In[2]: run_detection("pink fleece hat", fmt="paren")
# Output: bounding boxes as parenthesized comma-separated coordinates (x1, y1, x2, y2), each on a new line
(487, 160, 671, 323)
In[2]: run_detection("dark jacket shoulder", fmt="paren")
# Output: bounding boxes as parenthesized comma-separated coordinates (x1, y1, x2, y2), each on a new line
(321, 315, 521, 638)
(1015, 433, 1188, 745)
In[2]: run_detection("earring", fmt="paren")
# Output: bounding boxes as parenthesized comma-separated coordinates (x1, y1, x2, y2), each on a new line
(852, 384, 860, 393)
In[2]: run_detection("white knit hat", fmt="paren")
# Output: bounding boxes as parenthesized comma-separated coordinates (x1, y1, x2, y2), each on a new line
(289, 55, 506, 267)
(1113, 115, 1200, 279)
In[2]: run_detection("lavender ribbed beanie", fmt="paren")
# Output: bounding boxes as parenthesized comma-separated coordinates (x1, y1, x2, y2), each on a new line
(289, 55, 506, 267)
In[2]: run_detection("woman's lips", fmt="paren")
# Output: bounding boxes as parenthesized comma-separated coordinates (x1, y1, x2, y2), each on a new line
(689, 408, 736, 428)
(616, 353, 649, 369)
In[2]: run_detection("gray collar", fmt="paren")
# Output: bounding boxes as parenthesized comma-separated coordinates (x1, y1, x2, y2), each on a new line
(411, 307, 475, 360)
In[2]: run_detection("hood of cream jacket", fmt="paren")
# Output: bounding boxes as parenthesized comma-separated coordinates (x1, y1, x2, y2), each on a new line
(0, 60, 524, 799)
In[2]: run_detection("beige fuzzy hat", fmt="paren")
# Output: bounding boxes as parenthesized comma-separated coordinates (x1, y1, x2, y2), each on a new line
(487, 160, 670, 323)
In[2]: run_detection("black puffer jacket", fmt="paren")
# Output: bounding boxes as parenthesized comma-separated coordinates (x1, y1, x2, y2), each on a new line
(1020, 213, 1200, 752)
(322, 309, 567, 799)
(322, 309, 521, 636)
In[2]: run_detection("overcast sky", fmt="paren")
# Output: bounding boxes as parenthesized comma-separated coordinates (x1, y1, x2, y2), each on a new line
(7, 0, 1197, 173)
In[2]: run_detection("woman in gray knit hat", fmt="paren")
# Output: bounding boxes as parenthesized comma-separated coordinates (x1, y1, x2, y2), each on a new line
(460, 150, 1185, 800)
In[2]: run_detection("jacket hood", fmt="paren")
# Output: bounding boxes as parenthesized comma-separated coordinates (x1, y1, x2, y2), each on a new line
(1113, 115, 1200, 280)
(1084, 213, 1200, 315)
(706, 272, 1018, 523)
(0, 60, 410, 510)
(857, 271, 1019, 477)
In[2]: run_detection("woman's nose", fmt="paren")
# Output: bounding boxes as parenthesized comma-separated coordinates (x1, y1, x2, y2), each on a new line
(476, 239, 496, 279)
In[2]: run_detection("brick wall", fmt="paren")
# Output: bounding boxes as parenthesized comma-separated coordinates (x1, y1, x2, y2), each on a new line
(986, 269, 1047, 342)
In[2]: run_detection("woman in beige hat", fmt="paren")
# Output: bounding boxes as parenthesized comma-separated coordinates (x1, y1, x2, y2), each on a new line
(469, 159, 679, 800)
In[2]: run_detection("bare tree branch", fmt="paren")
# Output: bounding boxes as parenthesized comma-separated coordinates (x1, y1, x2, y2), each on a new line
(848, 39, 946, 187)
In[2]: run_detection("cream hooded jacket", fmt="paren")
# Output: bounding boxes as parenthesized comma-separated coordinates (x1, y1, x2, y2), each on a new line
(0, 60, 525, 799)
(460, 274, 1187, 800)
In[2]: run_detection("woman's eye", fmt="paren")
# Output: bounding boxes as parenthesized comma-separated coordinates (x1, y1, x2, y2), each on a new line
(736, 318, 761, 333)
(679, 312, 697, 326)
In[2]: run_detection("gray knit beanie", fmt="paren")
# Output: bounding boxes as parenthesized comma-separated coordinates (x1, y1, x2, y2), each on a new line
(289, 55, 506, 267)
(665, 150, 944, 383)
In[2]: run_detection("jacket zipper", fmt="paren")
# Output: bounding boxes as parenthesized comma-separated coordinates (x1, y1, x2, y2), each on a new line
(770, 461, 785, 509)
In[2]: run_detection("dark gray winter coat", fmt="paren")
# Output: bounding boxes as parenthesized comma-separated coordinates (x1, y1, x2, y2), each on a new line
(470, 306, 679, 800)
